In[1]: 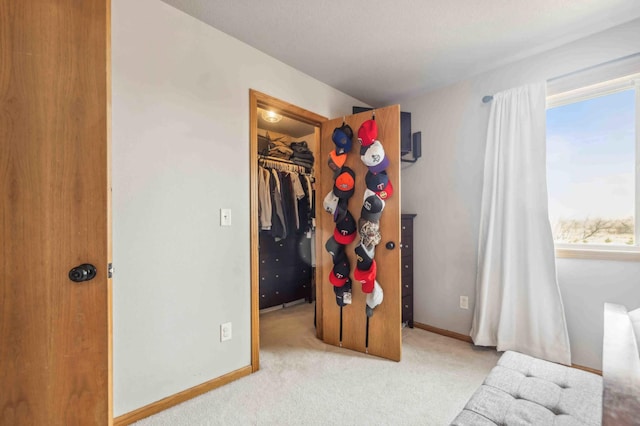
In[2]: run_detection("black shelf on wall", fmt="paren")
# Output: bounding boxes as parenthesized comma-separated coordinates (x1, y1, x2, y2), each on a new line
(353, 106, 421, 163)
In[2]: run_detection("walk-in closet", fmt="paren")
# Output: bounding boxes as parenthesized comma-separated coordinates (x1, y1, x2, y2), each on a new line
(250, 91, 403, 367)
(256, 108, 317, 311)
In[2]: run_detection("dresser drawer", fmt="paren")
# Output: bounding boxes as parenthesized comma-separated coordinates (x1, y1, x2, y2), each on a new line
(401, 256, 413, 277)
(402, 295, 413, 325)
(259, 265, 311, 309)
(402, 275, 413, 297)
(400, 237, 413, 257)
(260, 234, 312, 267)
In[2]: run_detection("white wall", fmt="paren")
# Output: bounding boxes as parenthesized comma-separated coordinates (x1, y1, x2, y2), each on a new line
(111, 0, 365, 415)
(400, 18, 640, 370)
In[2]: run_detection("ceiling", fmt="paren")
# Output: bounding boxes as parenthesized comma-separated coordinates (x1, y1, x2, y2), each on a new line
(257, 108, 315, 138)
(160, 0, 640, 106)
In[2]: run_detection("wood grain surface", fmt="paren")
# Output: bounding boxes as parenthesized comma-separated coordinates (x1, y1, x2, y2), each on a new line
(1, 0, 111, 424)
(249, 90, 327, 369)
(318, 106, 402, 361)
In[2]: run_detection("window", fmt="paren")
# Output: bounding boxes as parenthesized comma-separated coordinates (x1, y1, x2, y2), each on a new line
(546, 73, 640, 258)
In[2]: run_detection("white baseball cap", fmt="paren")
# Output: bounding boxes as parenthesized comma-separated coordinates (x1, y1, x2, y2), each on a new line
(323, 191, 339, 214)
(361, 141, 390, 173)
(366, 281, 384, 310)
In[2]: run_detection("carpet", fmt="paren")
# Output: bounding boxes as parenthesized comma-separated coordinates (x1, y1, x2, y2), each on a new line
(133, 302, 500, 425)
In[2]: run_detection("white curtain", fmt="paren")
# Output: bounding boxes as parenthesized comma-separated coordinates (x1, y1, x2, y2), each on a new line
(471, 82, 571, 365)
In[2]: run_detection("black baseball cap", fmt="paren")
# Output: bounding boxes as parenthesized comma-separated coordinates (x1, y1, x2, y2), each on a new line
(365, 170, 394, 200)
(334, 210, 357, 245)
(354, 243, 374, 271)
(361, 189, 385, 222)
(329, 258, 350, 286)
(325, 236, 346, 263)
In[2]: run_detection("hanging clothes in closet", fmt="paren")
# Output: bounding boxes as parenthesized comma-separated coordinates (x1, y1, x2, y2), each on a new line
(258, 154, 315, 309)
(258, 157, 314, 239)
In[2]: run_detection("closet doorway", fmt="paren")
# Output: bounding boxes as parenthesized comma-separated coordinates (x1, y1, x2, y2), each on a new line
(249, 90, 327, 371)
(250, 91, 403, 368)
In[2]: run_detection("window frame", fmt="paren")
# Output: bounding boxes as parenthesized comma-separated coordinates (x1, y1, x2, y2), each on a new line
(546, 73, 640, 261)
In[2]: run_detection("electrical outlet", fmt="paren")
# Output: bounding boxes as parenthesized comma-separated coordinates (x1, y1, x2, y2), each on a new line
(460, 296, 469, 310)
(220, 322, 232, 342)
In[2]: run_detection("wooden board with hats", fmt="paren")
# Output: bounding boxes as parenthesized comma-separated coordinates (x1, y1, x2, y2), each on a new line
(317, 105, 401, 362)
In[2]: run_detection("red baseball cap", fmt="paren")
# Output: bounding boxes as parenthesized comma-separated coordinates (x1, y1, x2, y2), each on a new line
(333, 210, 357, 245)
(354, 260, 376, 294)
(358, 119, 377, 147)
(375, 180, 393, 200)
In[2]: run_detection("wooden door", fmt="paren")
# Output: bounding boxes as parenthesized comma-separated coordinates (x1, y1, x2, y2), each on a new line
(317, 106, 402, 361)
(1, 1, 111, 424)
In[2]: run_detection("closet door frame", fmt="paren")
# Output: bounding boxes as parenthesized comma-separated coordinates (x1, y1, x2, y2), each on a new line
(249, 90, 327, 372)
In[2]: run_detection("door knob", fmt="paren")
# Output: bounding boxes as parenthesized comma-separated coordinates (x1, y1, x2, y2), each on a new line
(385, 241, 395, 250)
(69, 264, 97, 282)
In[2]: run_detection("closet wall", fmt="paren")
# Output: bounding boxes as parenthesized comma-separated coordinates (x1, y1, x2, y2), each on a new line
(257, 125, 317, 309)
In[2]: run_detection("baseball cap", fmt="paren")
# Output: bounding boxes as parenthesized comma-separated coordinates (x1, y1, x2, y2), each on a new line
(365, 281, 384, 317)
(354, 260, 377, 294)
(332, 125, 353, 154)
(361, 141, 390, 174)
(328, 149, 347, 172)
(365, 170, 394, 200)
(340, 123, 354, 140)
(359, 219, 381, 249)
(333, 278, 352, 307)
(358, 241, 375, 259)
(334, 210, 357, 245)
(323, 191, 339, 215)
(333, 166, 355, 199)
(329, 259, 350, 286)
(333, 197, 348, 223)
(358, 119, 377, 147)
(354, 244, 373, 271)
(354, 243, 374, 271)
(325, 236, 345, 263)
(361, 189, 385, 222)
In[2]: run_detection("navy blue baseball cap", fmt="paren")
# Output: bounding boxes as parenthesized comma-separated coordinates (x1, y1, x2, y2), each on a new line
(333, 278, 352, 307)
(332, 125, 353, 154)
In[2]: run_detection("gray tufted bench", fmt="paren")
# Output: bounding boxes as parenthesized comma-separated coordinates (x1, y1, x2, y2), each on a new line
(452, 303, 640, 426)
(450, 351, 602, 425)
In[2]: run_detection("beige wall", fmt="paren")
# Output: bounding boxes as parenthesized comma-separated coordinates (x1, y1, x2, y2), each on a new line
(400, 18, 640, 370)
(111, 0, 365, 415)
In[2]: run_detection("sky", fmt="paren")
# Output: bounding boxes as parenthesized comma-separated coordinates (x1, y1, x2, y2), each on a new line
(546, 89, 636, 223)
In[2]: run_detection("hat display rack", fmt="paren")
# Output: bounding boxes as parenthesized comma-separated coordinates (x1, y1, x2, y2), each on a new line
(318, 104, 401, 361)
(323, 112, 396, 353)
(323, 119, 356, 347)
(355, 113, 394, 353)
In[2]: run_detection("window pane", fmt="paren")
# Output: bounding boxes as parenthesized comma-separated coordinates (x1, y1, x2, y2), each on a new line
(547, 89, 635, 245)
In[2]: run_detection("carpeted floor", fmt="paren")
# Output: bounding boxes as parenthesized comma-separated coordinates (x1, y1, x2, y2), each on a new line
(133, 302, 500, 425)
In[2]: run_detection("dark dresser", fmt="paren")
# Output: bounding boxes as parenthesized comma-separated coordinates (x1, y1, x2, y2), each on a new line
(401, 214, 416, 327)
(259, 233, 313, 309)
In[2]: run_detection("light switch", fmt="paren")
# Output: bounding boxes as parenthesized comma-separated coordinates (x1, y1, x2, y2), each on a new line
(220, 208, 232, 226)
